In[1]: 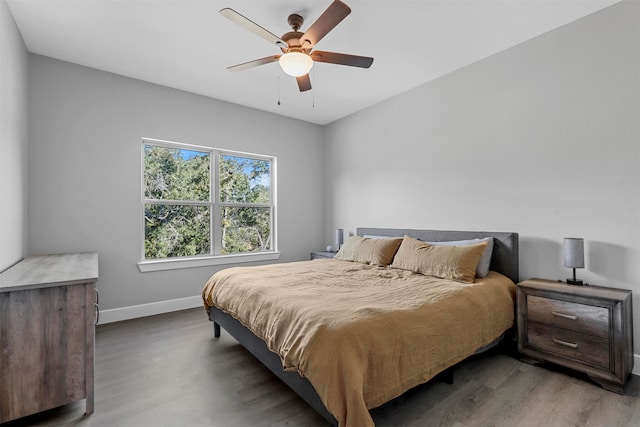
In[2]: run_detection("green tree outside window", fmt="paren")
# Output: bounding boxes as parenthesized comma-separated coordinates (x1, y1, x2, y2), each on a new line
(143, 142, 274, 260)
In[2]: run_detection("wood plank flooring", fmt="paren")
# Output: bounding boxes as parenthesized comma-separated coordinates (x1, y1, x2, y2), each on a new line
(3, 308, 639, 427)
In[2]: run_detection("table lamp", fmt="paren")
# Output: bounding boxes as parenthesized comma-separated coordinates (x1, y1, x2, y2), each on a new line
(564, 237, 584, 285)
(336, 228, 344, 251)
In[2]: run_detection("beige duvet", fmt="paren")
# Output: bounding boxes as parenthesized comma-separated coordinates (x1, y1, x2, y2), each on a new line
(202, 259, 516, 427)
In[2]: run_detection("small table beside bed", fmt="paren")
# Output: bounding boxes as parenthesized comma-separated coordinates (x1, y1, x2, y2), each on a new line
(202, 227, 519, 427)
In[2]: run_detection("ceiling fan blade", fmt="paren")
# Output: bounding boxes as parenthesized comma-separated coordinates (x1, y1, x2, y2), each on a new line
(227, 55, 281, 72)
(300, 0, 351, 49)
(296, 74, 312, 92)
(311, 51, 373, 68)
(220, 8, 287, 48)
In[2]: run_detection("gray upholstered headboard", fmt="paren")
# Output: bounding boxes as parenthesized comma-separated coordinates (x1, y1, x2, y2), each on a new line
(356, 228, 519, 283)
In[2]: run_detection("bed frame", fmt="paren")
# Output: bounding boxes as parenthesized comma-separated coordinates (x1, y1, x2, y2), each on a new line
(208, 228, 519, 426)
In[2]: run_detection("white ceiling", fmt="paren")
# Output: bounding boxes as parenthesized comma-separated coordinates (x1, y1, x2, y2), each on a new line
(7, 0, 620, 125)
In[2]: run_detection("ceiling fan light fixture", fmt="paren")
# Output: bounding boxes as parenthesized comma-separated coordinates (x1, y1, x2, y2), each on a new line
(279, 52, 313, 77)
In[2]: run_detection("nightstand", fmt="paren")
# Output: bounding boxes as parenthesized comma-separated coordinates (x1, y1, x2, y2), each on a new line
(516, 278, 633, 394)
(310, 251, 336, 260)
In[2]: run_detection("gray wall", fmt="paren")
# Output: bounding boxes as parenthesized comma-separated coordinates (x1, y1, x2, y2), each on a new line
(325, 2, 640, 349)
(0, 0, 29, 272)
(27, 56, 325, 311)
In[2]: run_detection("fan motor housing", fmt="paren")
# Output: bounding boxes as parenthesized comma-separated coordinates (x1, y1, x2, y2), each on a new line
(280, 31, 309, 53)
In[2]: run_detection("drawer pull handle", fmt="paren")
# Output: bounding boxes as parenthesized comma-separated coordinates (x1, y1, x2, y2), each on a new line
(552, 311, 577, 321)
(552, 338, 578, 349)
(94, 288, 100, 325)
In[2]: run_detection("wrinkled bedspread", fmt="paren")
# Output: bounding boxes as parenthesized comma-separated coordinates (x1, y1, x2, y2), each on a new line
(202, 259, 516, 427)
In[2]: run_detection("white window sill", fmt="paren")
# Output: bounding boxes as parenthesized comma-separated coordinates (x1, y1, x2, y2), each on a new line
(137, 251, 281, 272)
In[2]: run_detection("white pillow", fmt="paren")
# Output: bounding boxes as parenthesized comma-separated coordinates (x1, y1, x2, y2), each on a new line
(426, 237, 494, 278)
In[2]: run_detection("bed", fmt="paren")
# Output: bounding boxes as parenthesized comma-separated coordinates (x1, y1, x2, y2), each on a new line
(202, 228, 519, 427)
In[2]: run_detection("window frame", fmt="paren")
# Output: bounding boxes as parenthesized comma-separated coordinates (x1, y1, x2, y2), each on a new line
(138, 137, 279, 272)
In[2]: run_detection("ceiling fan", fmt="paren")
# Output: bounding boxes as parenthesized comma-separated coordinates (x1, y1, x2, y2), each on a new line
(220, 0, 373, 92)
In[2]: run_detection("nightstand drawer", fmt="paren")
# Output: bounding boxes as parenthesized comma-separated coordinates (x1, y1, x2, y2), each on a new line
(528, 322, 610, 369)
(527, 295, 609, 338)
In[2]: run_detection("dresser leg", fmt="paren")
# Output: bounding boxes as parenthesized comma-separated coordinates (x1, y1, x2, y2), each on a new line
(85, 283, 95, 416)
(590, 377, 625, 394)
(86, 396, 94, 416)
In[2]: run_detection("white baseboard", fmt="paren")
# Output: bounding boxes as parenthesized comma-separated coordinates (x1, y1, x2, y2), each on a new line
(98, 295, 202, 324)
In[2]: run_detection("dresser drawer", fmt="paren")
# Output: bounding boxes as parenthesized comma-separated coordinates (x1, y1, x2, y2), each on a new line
(527, 321, 610, 369)
(527, 295, 609, 338)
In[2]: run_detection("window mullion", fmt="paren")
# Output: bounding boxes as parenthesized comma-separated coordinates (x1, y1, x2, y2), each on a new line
(212, 151, 221, 256)
(143, 199, 209, 206)
(219, 202, 272, 208)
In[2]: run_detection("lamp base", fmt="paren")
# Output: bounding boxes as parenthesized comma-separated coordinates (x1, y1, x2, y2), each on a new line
(566, 278, 584, 286)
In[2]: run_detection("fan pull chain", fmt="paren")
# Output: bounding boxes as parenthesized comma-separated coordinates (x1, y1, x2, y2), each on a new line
(277, 76, 281, 106)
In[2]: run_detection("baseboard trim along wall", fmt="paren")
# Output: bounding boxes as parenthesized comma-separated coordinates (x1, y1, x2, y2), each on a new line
(98, 295, 203, 324)
(99, 297, 640, 378)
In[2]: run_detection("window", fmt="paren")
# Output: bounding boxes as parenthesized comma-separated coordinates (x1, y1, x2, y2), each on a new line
(140, 138, 277, 271)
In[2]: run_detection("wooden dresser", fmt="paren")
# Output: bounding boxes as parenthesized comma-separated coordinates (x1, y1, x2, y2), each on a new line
(0, 253, 99, 423)
(516, 278, 633, 393)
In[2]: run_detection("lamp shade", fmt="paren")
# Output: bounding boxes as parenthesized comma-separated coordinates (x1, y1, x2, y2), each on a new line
(335, 228, 344, 248)
(563, 238, 585, 269)
(279, 52, 313, 77)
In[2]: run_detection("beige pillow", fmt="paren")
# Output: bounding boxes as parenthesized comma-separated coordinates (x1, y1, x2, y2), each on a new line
(335, 236, 402, 267)
(390, 235, 488, 283)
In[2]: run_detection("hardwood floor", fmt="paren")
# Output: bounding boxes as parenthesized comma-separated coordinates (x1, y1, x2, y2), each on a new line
(4, 308, 639, 427)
